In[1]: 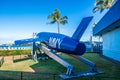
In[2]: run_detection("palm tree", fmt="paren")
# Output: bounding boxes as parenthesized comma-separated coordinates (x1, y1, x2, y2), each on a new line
(48, 9, 68, 34)
(93, 0, 117, 13)
(90, 22, 97, 52)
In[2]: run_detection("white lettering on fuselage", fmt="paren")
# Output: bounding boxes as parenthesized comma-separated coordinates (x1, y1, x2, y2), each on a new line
(49, 37, 63, 49)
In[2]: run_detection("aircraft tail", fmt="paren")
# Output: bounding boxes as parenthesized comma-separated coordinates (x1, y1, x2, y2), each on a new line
(72, 16, 93, 41)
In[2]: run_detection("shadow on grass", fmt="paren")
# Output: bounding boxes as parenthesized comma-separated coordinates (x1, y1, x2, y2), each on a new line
(13, 57, 30, 63)
(30, 59, 66, 73)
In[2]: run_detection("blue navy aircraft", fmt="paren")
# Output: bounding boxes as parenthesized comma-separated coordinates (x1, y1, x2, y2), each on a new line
(15, 16, 103, 79)
(15, 16, 93, 55)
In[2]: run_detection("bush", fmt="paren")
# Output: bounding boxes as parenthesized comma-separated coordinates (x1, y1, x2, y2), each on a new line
(0, 50, 12, 56)
(22, 49, 31, 55)
(0, 49, 31, 56)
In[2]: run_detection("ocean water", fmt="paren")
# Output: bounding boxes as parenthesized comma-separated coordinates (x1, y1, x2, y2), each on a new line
(0, 46, 32, 50)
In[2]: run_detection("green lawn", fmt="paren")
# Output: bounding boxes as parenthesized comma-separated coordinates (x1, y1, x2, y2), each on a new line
(0, 53, 120, 80)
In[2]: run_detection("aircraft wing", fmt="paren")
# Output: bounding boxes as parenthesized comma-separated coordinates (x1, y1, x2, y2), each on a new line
(15, 38, 41, 45)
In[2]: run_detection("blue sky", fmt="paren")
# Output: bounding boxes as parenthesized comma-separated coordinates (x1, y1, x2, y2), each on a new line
(0, 0, 107, 44)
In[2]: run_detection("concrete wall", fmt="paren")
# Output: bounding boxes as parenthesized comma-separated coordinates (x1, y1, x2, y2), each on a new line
(102, 28, 120, 62)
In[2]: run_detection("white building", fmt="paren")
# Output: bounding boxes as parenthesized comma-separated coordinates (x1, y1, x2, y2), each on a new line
(93, 0, 120, 62)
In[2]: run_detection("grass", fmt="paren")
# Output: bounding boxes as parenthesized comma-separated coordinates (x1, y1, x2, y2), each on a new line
(0, 53, 120, 80)
(83, 53, 120, 77)
(0, 49, 31, 56)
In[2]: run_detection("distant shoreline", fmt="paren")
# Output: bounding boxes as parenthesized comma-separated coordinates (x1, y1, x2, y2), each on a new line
(0, 46, 32, 50)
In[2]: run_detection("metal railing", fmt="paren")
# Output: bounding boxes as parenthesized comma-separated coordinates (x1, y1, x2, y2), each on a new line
(0, 70, 60, 80)
(0, 70, 120, 80)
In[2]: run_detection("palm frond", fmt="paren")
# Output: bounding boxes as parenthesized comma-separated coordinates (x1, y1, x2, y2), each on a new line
(107, 0, 117, 8)
(48, 14, 55, 19)
(93, 0, 116, 13)
(95, 0, 104, 6)
(54, 9, 61, 19)
(93, 7, 99, 13)
(61, 16, 68, 20)
(60, 20, 68, 25)
(93, 5, 105, 13)
(100, 8, 104, 13)
(60, 16, 68, 25)
(48, 20, 56, 24)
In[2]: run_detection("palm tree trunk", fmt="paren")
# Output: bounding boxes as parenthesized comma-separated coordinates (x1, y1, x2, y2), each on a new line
(57, 22, 60, 34)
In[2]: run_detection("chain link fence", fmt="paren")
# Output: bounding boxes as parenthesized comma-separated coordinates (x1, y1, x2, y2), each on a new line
(0, 70, 61, 80)
(0, 70, 120, 80)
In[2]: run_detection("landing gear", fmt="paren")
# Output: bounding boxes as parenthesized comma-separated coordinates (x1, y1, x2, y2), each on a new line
(32, 43, 103, 79)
